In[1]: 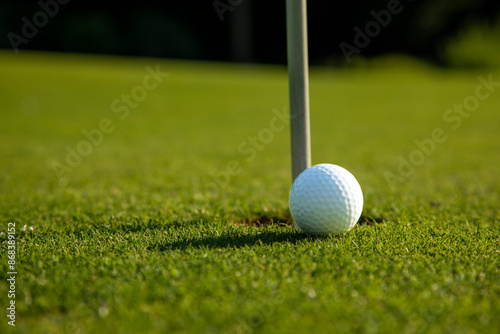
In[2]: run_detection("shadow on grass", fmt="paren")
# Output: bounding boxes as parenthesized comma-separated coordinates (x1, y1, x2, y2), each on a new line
(148, 213, 384, 251)
(149, 229, 315, 251)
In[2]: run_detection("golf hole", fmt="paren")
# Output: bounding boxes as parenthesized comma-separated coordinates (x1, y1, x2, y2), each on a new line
(239, 213, 383, 228)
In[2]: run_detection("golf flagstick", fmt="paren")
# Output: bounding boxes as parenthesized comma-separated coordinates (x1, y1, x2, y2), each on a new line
(287, 0, 311, 230)
(287, 0, 311, 182)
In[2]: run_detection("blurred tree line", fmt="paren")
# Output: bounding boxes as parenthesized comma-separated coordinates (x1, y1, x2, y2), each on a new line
(0, 0, 499, 66)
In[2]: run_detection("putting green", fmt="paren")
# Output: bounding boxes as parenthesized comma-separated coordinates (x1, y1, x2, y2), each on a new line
(0, 51, 499, 333)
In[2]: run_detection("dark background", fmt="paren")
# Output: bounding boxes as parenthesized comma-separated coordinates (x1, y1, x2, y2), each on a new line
(1, 0, 499, 65)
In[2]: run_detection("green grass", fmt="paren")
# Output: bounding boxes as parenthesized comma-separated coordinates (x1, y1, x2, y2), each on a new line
(0, 51, 499, 334)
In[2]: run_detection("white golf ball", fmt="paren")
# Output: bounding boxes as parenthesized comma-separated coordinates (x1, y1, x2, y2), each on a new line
(289, 163, 363, 235)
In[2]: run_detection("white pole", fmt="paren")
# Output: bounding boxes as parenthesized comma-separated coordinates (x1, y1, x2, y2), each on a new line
(286, 0, 311, 182)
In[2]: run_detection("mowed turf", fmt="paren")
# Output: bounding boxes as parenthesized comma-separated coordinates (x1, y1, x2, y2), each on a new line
(0, 51, 499, 334)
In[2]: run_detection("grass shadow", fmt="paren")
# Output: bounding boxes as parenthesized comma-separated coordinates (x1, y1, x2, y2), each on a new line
(149, 212, 385, 251)
(149, 229, 316, 251)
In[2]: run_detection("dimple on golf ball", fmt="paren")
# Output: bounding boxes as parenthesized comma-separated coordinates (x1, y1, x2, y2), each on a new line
(289, 163, 363, 235)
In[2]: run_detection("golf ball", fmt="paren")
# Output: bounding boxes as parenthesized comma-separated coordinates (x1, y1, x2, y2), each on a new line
(289, 164, 363, 235)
